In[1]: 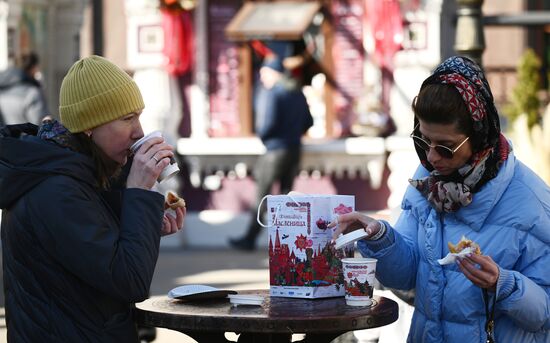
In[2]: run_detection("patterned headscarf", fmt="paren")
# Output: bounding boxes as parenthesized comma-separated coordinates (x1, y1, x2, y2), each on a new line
(409, 56, 510, 213)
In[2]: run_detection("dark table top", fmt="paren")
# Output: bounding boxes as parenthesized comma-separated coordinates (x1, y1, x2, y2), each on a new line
(135, 289, 398, 335)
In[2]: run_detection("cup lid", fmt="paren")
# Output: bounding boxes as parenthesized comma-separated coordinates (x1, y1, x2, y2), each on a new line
(335, 229, 368, 249)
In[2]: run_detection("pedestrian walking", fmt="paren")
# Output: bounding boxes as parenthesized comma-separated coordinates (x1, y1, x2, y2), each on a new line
(230, 56, 313, 251)
(0, 55, 185, 342)
(0, 52, 48, 124)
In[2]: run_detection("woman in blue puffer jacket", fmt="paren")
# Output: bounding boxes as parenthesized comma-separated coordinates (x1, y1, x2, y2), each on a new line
(332, 56, 550, 342)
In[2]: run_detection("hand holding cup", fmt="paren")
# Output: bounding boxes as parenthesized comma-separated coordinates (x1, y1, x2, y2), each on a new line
(127, 131, 177, 190)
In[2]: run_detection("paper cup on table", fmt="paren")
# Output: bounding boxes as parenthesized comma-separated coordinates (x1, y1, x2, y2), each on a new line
(130, 131, 180, 183)
(341, 258, 377, 306)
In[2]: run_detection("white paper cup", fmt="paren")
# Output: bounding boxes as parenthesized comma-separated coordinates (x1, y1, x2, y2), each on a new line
(159, 162, 180, 182)
(341, 258, 377, 306)
(130, 131, 180, 183)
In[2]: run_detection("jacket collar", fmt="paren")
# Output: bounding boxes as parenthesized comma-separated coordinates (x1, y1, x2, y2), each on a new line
(403, 149, 516, 230)
(454, 150, 515, 230)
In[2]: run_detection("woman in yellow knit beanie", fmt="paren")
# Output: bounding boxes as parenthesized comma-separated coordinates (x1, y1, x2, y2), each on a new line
(0, 55, 185, 342)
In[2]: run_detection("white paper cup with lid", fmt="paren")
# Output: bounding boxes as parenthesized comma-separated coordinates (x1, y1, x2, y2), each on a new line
(341, 257, 377, 306)
(130, 131, 180, 182)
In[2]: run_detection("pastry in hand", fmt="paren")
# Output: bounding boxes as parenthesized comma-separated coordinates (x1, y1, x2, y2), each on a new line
(448, 235, 481, 255)
(164, 191, 186, 210)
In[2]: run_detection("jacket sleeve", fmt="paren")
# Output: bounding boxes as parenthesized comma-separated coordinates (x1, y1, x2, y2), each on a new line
(24, 86, 48, 125)
(491, 166, 550, 333)
(495, 242, 550, 332)
(357, 209, 420, 290)
(28, 176, 163, 303)
(255, 89, 279, 141)
(301, 98, 313, 134)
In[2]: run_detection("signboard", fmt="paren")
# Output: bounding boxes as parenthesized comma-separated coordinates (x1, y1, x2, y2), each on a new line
(225, 1, 321, 41)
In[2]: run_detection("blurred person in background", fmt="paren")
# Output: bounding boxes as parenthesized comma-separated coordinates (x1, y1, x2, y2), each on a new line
(0, 52, 48, 124)
(0, 55, 185, 342)
(229, 56, 313, 251)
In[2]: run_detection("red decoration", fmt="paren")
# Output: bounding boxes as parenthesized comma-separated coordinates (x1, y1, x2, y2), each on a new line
(161, 8, 194, 75)
(334, 203, 353, 215)
(269, 229, 346, 287)
(250, 40, 273, 59)
(316, 218, 329, 231)
(294, 234, 308, 251)
(364, 0, 403, 69)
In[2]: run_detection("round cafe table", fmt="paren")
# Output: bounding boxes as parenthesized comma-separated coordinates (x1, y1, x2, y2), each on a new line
(135, 289, 398, 343)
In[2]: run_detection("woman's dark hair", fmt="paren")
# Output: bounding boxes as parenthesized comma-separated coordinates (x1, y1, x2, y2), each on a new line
(412, 83, 473, 137)
(19, 52, 39, 74)
(72, 133, 121, 190)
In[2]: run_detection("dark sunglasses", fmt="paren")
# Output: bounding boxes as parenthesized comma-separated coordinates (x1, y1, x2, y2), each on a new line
(410, 124, 469, 159)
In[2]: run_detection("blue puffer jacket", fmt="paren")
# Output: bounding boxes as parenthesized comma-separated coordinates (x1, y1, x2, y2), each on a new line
(358, 150, 550, 343)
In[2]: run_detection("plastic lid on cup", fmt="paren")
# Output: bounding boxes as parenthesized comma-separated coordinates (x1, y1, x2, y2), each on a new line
(335, 229, 368, 250)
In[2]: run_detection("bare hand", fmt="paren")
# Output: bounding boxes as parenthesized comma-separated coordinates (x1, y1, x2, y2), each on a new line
(127, 137, 175, 190)
(329, 212, 383, 241)
(161, 207, 186, 236)
(457, 253, 500, 291)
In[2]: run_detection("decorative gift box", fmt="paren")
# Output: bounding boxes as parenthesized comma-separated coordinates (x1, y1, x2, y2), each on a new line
(266, 194, 355, 299)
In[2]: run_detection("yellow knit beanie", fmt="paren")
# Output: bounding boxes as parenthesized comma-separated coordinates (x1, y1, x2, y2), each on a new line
(59, 55, 144, 133)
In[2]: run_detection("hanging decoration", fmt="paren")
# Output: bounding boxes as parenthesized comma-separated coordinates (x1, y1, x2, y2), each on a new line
(250, 40, 273, 60)
(364, 0, 403, 69)
(159, 0, 197, 11)
(159, 1, 195, 75)
(362, 0, 403, 137)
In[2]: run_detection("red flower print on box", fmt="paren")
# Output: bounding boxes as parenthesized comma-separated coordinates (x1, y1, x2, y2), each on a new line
(316, 218, 329, 230)
(334, 203, 353, 215)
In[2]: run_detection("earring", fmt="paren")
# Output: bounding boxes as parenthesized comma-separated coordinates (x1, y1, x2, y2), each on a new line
(85, 130, 92, 137)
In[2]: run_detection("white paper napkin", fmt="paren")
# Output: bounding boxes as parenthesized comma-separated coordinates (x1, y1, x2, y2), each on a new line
(437, 246, 475, 265)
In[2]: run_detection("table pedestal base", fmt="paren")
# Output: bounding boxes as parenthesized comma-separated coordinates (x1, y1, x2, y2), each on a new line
(294, 333, 342, 343)
(183, 330, 342, 343)
(237, 332, 291, 343)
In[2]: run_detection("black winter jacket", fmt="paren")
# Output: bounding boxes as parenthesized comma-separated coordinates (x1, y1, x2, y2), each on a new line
(0, 124, 164, 342)
(254, 82, 313, 151)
